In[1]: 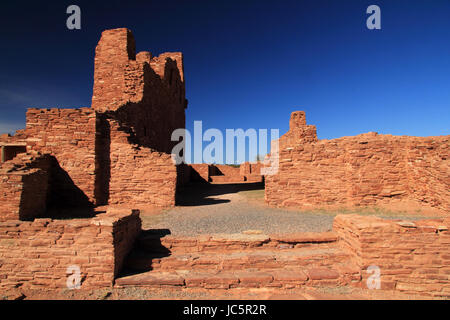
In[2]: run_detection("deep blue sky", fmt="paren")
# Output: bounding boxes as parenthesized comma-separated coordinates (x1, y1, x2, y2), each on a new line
(0, 0, 449, 144)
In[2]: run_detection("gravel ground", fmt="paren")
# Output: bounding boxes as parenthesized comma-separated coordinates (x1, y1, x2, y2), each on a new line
(141, 182, 438, 236)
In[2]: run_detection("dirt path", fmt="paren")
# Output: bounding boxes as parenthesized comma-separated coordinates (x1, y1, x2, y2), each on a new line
(141, 182, 334, 235)
(140, 182, 433, 236)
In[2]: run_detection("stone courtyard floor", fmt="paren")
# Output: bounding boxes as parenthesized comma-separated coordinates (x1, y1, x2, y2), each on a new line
(140, 182, 438, 236)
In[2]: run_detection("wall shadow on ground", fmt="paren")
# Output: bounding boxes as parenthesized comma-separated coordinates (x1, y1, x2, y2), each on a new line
(176, 182, 264, 206)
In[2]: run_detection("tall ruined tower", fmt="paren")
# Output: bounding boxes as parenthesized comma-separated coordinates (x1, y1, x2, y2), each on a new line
(92, 28, 187, 153)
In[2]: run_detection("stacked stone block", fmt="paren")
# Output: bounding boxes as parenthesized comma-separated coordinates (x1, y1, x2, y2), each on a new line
(334, 214, 450, 297)
(0, 209, 141, 290)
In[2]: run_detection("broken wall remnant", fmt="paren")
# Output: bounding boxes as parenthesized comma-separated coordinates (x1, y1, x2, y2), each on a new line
(106, 118, 178, 207)
(265, 111, 450, 213)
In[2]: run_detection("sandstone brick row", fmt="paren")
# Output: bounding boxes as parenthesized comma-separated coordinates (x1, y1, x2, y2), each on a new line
(114, 265, 359, 289)
(137, 232, 340, 253)
(130, 249, 350, 272)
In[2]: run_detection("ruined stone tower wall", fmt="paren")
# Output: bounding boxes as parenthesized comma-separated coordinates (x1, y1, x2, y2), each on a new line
(0, 28, 187, 209)
(92, 28, 187, 154)
(265, 112, 450, 213)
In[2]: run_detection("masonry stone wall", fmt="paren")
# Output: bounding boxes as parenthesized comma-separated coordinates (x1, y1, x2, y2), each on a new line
(24, 108, 98, 206)
(240, 162, 263, 182)
(0, 209, 141, 290)
(265, 111, 450, 214)
(334, 214, 450, 298)
(107, 118, 177, 207)
(0, 153, 53, 221)
(0, 28, 188, 210)
(92, 28, 187, 154)
(189, 164, 211, 182)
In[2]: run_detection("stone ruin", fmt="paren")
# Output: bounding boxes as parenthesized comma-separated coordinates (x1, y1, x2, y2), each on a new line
(189, 163, 263, 184)
(265, 111, 449, 214)
(1, 28, 186, 214)
(0, 28, 449, 298)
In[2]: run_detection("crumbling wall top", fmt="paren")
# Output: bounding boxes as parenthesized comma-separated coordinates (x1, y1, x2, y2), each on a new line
(289, 111, 307, 130)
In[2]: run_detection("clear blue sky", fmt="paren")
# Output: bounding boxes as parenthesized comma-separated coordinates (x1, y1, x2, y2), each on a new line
(0, 0, 449, 144)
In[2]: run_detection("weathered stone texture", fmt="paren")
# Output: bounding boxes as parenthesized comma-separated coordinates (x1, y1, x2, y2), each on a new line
(0, 153, 53, 221)
(265, 111, 450, 213)
(0, 209, 141, 290)
(334, 214, 450, 297)
(240, 161, 263, 182)
(92, 28, 187, 154)
(0, 28, 187, 210)
(24, 108, 98, 205)
(107, 118, 177, 207)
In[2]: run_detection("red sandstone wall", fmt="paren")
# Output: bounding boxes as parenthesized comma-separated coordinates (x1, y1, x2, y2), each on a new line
(91, 28, 187, 154)
(0, 209, 141, 290)
(265, 111, 450, 213)
(334, 214, 450, 298)
(1, 28, 188, 212)
(0, 169, 47, 221)
(24, 108, 98, 206)
(240, 162, 263, 182)
(0, 153, 53, 221)
(212, 164, 241, 177)
(107, 119, 177, 207)
(190, 164, 210, 182)
(240, 162, 262, 176)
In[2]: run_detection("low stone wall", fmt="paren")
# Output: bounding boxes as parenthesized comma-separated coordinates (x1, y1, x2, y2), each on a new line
(334, 214, 450, 298)
(0, 209, 141, 290)
(189, 163, 262, 184)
